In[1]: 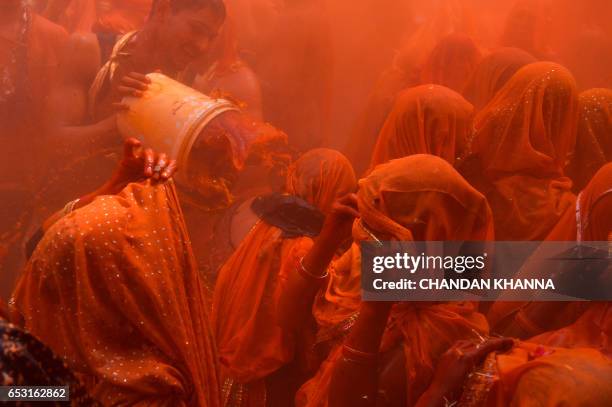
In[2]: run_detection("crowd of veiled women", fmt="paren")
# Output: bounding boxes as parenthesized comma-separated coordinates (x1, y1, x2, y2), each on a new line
(1, 0, 611, 406)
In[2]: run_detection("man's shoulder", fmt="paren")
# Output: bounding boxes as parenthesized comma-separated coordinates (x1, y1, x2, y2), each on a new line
(31, 13, 69, 43)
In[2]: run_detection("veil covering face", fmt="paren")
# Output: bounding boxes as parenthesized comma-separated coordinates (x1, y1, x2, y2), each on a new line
(298, 155, 493, 407)
(212, 148, 356, 386)
(465, 62, 579, 240)
(487, 162, 612, 341)
(369, 84, 474, 170)
(528, 163, 612, 356)
(345, 0, 480, 175)
(566, 88, 612, 191)
(12, 181, 220, 407)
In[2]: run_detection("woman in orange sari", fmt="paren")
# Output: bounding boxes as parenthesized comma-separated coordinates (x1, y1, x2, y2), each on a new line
(345, 8, 480, 175)
(461, 62, 579, 241)
(463, 47, 537, 111)
(369, 84, 474, 170)
(426, 162, 612, 405)
(11, 140, 220, 406)
(518, 163, 611, 355)
(567, 88, 612, 192)
(212, 148, 357, 407)
(286, 155, 493, 406)
(488, 162, 611, 342)
(473, 173, 611, 407)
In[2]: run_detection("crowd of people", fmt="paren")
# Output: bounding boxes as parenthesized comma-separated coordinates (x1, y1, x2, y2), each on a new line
(1, 0, 611, 406)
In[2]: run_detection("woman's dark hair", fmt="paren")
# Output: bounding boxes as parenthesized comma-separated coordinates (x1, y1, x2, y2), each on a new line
(150, 0, 226, 18)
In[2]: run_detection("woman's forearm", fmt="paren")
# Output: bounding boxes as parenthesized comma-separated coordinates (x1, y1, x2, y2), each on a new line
(328, 303, 391, 407)
(277, 233, 342, 330)
(54, 116, 118, 151)
(329, 302, 393, 407)
(345, 302, 392, 353)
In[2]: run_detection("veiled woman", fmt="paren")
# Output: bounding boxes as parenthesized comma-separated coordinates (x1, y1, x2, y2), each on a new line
(488, 163, 612, 348)
(461, 62, 579, 241)
(212, 148, 357, 406)
(11, 139, 220, 406)
(566, 88, 612, 192)
(285, 155, 493, 406)
(369, 84, 474, 171)
(346, 27, 481, 175)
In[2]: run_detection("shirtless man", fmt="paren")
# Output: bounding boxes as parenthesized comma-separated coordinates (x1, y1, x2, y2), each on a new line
(43, 0, 227, 212)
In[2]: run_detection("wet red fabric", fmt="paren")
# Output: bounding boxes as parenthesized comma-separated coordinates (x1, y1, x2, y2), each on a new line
(212, 149, 356, 384)
(298, 155, 493, 407)
(465, 62, 578, 240)
(567, 88, 612, 191)
(12, 181, 220, 406)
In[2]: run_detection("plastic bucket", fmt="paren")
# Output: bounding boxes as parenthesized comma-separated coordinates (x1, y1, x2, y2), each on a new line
(116, 73, 239, 184)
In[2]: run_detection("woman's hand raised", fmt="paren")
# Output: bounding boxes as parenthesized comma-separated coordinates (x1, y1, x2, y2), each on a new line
(319, 193, 360, 246)
(110, 138, 177, 192)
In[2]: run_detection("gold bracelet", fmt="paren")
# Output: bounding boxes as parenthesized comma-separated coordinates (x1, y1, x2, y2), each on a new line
(298, 257, 329, 280)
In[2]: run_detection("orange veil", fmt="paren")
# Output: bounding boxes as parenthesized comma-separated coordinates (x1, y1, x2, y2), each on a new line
(488, 163, 612, 341)
(11, 181, 220, 406)
(298, 155, 493, 407)
(567, 88, 612, 191)
(547, 162, 612, 242)
(212, 149, 356, 385)
(529, 163, 612, 354)
(466, 62, 578, 240)
(345, 1, 480, 175)
(369, 84, 474, 170)
(463, 47, 537, 111)
(486, 166, 612, 406)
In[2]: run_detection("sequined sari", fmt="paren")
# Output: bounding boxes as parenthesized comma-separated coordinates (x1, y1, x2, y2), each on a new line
(12, 181, 220, 406)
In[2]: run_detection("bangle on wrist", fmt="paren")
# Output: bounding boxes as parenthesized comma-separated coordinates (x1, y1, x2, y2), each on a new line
(297, 256, 329, 281)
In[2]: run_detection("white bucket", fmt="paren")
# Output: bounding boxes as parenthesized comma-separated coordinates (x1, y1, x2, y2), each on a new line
(116, 73, 239, 183)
